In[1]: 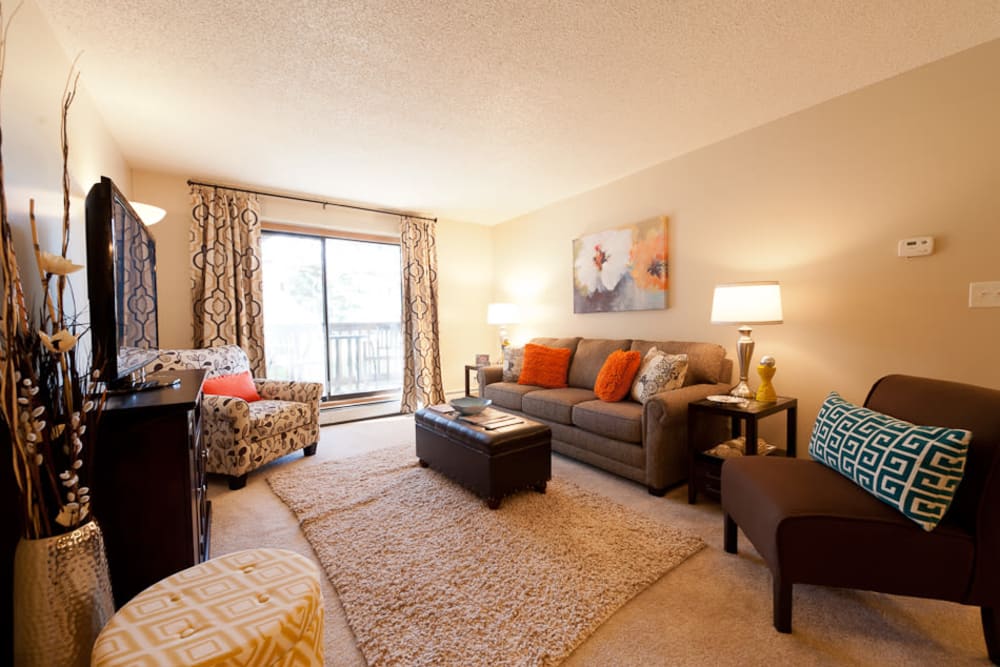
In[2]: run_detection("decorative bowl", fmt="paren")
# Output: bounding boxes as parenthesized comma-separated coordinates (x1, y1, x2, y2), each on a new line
(449, 397, 492, 415)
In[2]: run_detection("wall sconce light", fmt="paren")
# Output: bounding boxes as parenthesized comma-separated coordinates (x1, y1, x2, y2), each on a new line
(131, 202, 166, 225)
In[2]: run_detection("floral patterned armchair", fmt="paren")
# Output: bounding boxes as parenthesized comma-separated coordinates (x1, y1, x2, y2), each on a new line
(148, 345, 323, 489)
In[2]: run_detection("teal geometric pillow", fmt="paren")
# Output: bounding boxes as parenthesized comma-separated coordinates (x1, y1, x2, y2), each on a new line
(808, 392, 972, 531)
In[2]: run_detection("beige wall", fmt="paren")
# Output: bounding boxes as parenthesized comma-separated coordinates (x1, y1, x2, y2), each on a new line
(132, 170, 495, 396)
(490, 39, 1000, 450)
(4, 0, 129, 337)
(16, 0, 997, 423)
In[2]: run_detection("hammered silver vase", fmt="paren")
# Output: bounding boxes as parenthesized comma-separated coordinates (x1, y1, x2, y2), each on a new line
(13, 519, 115, 667)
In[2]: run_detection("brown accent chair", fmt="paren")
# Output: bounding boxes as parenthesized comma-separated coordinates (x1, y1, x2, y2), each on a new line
(721, 374, 1000, 663)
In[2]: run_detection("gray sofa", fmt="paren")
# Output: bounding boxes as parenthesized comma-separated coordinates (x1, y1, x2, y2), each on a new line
(478, 337, 732, 494)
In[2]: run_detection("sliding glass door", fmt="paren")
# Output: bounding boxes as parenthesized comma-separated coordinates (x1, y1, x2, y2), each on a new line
(261, 230, 403, 400)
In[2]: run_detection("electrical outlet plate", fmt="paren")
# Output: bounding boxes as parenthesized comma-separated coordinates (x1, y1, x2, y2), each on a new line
(969, 281, 1000, 308)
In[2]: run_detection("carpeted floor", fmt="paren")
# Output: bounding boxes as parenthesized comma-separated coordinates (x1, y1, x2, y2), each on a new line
(208, 415, 991, 666)
(267, 444, 704, 666)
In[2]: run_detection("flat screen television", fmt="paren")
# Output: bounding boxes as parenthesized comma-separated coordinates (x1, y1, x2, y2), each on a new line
(85, 176, 160, 390)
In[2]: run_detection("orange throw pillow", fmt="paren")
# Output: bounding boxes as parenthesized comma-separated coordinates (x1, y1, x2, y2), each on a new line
(594, 350, 642, 401)
(202, 370, 261, 402)
(518, 343, 572, 388)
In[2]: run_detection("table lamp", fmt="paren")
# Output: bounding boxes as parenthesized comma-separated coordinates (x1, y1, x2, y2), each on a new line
(710, 282, 783, 399)
(487, 302, 520, 361)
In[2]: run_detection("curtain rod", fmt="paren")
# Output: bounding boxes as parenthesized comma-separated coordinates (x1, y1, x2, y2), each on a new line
(186, 179, 437, 223)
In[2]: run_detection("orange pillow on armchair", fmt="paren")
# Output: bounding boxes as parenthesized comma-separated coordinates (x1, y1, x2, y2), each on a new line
(518, 343, 572, 388)
(202, 370, 262, 402)
(594, 350, 642, 401)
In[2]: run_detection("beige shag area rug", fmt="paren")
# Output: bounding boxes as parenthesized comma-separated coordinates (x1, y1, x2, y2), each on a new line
(267, 445, 704, 666)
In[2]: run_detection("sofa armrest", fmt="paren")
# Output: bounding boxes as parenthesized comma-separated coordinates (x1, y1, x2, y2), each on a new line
(201, 394, 251, 441)
(254, 379, 323, 405)
(477, 365, 503, 396)
(641, 381, 731, 491)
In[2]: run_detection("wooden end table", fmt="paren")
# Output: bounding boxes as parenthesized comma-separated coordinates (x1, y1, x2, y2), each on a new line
(687, 396, 797, 504)
(464, 365, 481, 397)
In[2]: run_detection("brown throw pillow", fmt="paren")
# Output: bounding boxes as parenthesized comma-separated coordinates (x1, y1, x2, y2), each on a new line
(594, 350, 642, 402)
(518, 343, 572, 388)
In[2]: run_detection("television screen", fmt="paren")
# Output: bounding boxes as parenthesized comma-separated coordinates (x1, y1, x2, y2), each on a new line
(85, 176, 159, 388)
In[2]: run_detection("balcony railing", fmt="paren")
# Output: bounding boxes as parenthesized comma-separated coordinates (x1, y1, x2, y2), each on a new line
(265, 321, 403, 399)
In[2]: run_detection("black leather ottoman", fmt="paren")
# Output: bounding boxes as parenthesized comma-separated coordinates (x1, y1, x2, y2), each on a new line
(415, 407, 552, 509)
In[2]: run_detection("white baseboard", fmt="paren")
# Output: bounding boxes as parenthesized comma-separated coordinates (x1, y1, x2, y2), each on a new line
(321, 400, 400, 425)
(320, 387, 468, 425)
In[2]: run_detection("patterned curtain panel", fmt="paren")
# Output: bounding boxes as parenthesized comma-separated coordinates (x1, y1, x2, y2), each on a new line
(189, 185, 266, 375)
(399, 216, 445, 412)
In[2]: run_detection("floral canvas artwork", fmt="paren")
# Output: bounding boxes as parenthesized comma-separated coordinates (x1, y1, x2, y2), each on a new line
(572, 216, 668, 313)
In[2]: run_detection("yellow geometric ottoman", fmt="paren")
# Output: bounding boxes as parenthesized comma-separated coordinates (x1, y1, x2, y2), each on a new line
(91, 548, 324, 666)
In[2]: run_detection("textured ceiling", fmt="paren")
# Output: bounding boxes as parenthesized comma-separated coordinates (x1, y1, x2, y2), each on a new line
(33, 1, 1000, 224)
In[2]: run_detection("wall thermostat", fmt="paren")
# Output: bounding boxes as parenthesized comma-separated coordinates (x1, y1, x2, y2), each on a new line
(897, 236, 934, 257)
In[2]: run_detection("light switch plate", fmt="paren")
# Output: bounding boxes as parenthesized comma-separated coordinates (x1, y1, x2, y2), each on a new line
(969, 281, 1000, 308)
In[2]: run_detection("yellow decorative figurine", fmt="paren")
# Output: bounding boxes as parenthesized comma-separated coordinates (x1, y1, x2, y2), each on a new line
(756, 355, 777, 402)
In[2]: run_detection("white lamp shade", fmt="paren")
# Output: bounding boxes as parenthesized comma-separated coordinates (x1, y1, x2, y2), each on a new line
(131, 202, 166, 225)
(710, 282, 783, 324)
(487, 302, 520, 325)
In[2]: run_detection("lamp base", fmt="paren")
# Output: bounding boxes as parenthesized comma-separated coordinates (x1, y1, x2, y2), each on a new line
(729, 381, 754, 399)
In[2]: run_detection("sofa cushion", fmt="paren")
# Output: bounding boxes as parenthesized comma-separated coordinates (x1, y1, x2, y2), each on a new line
(572, 399, 643, 443)
(248, 400, 313, 440)
(518, 344, 572, 388)
(722, 456, 975, 598)
(630, 349, 688, 404)
(594, 350, 642, 402)
(521, 387, 596, 425)
(501, 345, 525, 382)
(808, 391, 972, 531)
(482, 382, 537, 411)
(568, 339, 632, 389)
(630, 340, 725, 385)
(152, 344, 251, 379)
(529, 337, 581, 352)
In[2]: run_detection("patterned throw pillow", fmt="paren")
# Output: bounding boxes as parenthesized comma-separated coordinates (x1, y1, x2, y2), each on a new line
(630, 348, 689, 404)
(594, 350, 642, 402)
(502, 346, 525, 382)
(808, 392, 972, 531)
(517, 343, 572, 389)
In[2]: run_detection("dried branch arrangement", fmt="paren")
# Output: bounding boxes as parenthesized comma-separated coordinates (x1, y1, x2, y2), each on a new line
(0, 1, 104, 539)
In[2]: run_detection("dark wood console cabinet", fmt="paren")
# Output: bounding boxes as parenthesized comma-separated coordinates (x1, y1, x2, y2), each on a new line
(93, 369, 210, 608)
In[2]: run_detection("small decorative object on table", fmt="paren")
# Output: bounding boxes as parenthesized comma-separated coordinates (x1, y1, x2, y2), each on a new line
(756, 355, 777, 402)
(475, 353, 490, 367)
(449, 396, 492, 415)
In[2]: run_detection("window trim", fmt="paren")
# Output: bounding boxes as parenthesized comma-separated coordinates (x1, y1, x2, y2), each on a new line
(262, 220, 399, 246)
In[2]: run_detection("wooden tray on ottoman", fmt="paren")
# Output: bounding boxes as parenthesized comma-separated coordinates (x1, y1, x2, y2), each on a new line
(415, 407, 552, 509)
